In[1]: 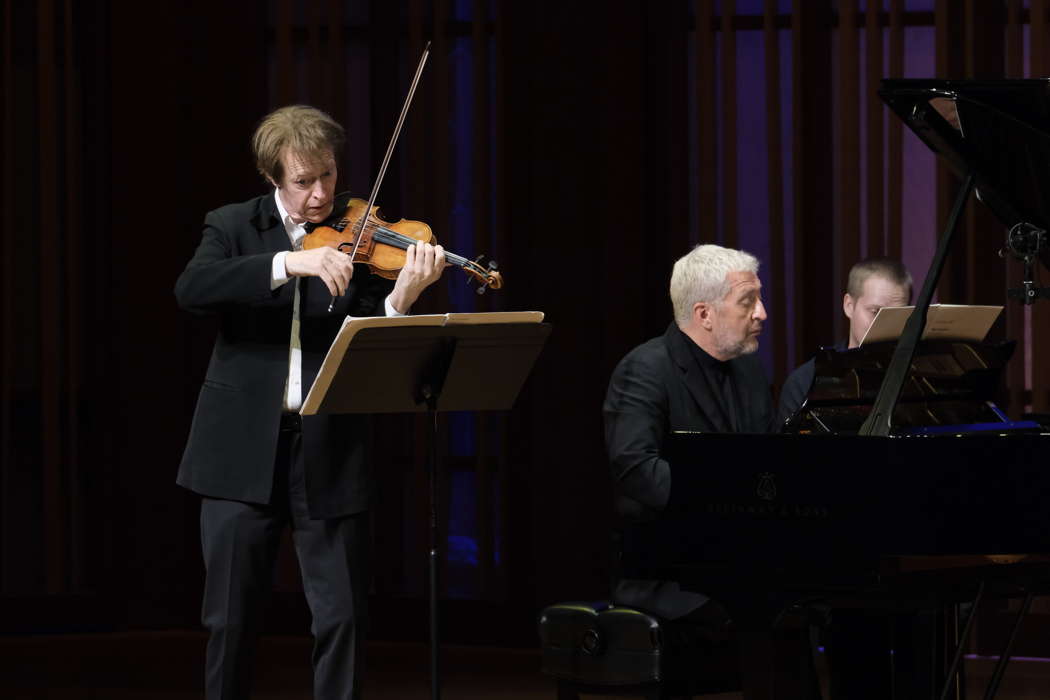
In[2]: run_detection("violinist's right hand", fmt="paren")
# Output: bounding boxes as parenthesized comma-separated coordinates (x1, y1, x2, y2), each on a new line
(285, 247, 355, 297)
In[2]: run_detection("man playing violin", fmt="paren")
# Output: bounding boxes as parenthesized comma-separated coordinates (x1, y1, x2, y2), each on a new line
(174, 104, 446, 700)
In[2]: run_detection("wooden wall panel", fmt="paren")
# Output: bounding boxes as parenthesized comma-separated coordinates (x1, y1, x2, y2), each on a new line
(431, 0, 453, 594)
(1030, 0, 1050, 412)
(643, 1, 689, 292)
(792, 0, 835, 359)
(407, 0, 426, 216)
(696, 0, 717, 242)
(491, 0, 508, 282)
(721, 0, 738, 248)
(62, 0, 84, 590)
(327, 0, 345, 128)
(471, 0, 493, 595)
(0, 0, 15, 593)
(865, 0, 884, 258)
(489, 0, 511, 602)
(965, 1, 1005, 309)
(36, 0, 65, 595)
(276, 0, 294, 105)
(472, 1, 492, 302)
(429, 0, 452, 316)
(1033, 0, 1049, 82)
(886, 0, 903, 262)
(837, 0, 860, 341)
(934, 0, 965, 305)
(764, 0, 787, 384)
(1004, 0, 1026, 415)
(1006, 0, 1022, 78)
(307, 2, 322, 100)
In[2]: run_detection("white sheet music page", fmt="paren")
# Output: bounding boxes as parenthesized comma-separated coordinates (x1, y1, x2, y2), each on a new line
(860, 304, 1003, 345)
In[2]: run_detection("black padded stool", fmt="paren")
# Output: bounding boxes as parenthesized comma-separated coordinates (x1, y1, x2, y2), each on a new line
(539, 601, 740, 700)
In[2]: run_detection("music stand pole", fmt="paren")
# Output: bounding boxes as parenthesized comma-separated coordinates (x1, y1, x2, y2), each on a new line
(415, 335, 458, 700)
(302, 318, 551, 700)
(421, 385, 441, 700)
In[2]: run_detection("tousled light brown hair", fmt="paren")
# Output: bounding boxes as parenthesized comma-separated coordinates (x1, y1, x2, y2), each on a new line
(251, 105, 345, 183)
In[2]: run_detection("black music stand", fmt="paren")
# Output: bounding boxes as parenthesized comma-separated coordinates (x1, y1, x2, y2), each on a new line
(302, 314, 551, 700)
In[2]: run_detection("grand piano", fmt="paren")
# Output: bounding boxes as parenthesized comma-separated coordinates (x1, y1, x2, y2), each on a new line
(622, 80, 1050, 700)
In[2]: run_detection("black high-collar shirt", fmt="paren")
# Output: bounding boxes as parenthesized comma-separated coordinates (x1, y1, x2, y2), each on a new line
(678, 327, 742, 433)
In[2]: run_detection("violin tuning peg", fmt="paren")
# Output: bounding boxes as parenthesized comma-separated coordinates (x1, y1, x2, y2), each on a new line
(487, 259, 499, 272)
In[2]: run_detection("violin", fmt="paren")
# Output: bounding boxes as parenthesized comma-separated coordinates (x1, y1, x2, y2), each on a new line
(314, 41, 504, 311)
(302, 196, 503, 293)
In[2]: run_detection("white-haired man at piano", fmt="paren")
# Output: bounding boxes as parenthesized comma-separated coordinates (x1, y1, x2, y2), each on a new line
(603, 243, 772, 625)
(776, 256, 912, 426)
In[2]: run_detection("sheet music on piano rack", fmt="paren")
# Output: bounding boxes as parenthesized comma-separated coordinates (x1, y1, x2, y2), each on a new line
(859, 304, 1002, 345)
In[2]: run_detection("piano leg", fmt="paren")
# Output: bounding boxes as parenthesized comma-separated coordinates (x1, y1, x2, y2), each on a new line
(889, 610, 939, 700)
(937, 582, 984, 700)
(734, 612, 774, 700)
(732, 600, 823, 700)
(825, 609, 894, 699)
(980, 591, 1034, 700)
(731, 595, 990, 700)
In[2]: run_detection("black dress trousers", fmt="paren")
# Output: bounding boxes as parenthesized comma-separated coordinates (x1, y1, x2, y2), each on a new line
(200, 419, 370, 700)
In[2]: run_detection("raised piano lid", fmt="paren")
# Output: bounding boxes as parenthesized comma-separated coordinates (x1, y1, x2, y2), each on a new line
(880, 78, 1050, 272)
(782, 339, 1042, 435)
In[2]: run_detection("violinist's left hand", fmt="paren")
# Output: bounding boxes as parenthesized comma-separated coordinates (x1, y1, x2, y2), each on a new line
(388, 241, 448, 314)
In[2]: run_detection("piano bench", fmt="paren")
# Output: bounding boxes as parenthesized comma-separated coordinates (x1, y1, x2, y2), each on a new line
(538, 601, 739, 700)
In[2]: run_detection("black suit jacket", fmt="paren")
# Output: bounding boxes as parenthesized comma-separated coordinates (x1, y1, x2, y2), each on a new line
(776, 356, 815, 429)
(603, 323, 773, 523)
(775, 341, 847, 429)
(174, 193, 394, 518)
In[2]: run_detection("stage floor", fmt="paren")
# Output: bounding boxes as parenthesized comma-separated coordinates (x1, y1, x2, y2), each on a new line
(0, 631, 1045, 699)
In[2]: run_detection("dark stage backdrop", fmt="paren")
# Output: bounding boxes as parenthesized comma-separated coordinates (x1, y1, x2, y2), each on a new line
(3, 0, 1050, 651)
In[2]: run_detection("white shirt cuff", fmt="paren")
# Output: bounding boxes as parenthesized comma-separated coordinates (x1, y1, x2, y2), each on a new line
(271, 251, 292, 290)
(385, 295, 406, 317)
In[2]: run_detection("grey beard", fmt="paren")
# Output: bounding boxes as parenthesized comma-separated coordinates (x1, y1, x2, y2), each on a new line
(713, 332, 758, 359)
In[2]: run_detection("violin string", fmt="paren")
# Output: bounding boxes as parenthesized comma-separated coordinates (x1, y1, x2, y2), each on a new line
(350, 218, 475, 268)
(371, 228, 472, 268)
(321, 209, 491, 275)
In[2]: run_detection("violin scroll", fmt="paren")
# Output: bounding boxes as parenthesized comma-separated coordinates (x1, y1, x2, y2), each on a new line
(464, 255, 502, 295)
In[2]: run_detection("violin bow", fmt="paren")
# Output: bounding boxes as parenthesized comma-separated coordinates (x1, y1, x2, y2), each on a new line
(328, 41, 431, 312)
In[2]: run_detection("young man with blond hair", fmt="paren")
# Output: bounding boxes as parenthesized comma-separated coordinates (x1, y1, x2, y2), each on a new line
(776, 257, 912, 426)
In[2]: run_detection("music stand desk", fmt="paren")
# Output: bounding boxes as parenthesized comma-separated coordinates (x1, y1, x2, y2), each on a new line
(301, 311, 551, 700)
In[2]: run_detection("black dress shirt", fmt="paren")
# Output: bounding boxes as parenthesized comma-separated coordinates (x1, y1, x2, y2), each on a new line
(682, 330, 744, 433)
